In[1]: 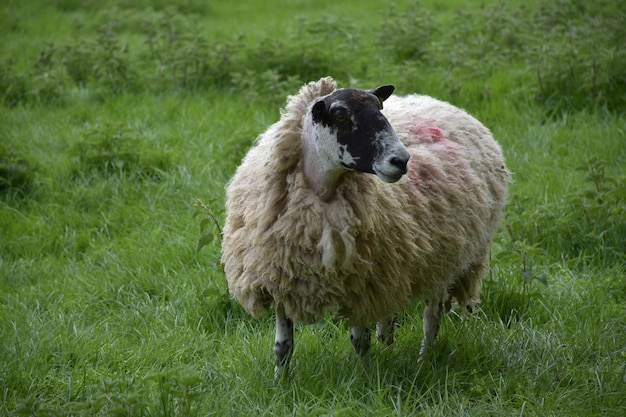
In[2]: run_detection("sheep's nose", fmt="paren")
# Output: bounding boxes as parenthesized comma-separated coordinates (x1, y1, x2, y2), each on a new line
(374, 143, 410, 183)
(389, 155, 408, 174)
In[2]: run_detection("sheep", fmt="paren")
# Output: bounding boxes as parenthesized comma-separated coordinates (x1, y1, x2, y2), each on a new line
(221, 76, 508, 379)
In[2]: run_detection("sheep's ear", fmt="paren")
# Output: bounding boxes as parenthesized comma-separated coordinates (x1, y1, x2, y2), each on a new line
(370, 85, 395, 104)
(311, 99, 327, 122)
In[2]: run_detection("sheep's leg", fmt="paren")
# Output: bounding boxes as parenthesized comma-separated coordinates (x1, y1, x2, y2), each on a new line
(419, 299, 444, 360)
(350, 326, 371, 367)
(274, 303, 294, 381)
(376, 315, 395, 347)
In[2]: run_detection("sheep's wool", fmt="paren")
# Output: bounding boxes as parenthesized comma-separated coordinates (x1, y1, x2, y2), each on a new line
(221, 77, 508, 325)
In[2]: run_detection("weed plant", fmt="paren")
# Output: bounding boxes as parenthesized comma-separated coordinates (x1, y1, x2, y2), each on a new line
(1, 0, 625, 416)
(0, 143, 36, 198)
(1, 0, 624, 112)
(69, 122, 173, 180)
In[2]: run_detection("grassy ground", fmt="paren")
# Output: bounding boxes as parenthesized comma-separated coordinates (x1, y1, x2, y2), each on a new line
(1, 0, 625, 415)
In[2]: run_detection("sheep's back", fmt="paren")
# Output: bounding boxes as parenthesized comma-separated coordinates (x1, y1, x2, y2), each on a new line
(383, 94, 508, 287)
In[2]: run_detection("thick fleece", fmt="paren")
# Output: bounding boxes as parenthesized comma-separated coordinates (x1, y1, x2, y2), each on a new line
(221, 77, 508, 325)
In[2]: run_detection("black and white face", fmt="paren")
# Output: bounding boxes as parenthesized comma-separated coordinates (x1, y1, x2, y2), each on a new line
(309, 85, 409, 183)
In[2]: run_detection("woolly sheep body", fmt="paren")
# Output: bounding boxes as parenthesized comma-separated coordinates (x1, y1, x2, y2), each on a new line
(221, 77, 508, 327)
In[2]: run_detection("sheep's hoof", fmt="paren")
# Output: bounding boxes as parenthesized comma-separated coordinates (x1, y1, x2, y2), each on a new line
(274, 364, 289, 382)
(418, 343, 433, 363)
(350, 326, 372, 369)
(360, 353, 371, 370)
(376, 315, 395, 347)
(274, 341, 292, 382)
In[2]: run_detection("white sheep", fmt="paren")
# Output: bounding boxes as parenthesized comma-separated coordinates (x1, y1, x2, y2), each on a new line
(221, 77, 508, 378)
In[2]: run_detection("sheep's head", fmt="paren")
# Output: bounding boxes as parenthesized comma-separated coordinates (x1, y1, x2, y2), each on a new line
(305, 85, 409, 185)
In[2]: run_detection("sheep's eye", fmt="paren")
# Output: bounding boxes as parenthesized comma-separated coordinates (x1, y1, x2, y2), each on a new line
(333, 110, 348, 123)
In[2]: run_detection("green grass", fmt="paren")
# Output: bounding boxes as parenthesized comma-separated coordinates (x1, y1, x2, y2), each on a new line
(1, 0, 625, 415)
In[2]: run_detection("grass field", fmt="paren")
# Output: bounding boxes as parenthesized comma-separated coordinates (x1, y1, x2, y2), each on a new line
(1, 0, 625, 415)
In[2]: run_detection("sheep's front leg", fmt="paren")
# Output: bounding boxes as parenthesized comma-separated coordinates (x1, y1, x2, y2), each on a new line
(350, 326, 371, 367)
(376, 314, 395, 347)
(419, 299, 444, 360)
(274, 303, 294, 381)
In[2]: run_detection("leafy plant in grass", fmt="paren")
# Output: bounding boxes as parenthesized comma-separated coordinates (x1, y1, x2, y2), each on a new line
(59, 22, 138, 96)
(379, 1, 437, 63)
(528, 0, 626, 113)
(230, 69, 301, 106)
(193, 198, 247, 328)
(0, 143, 36, 200)
(70, 122, 173, 180)
(507, 158, 626, 267)
(573, 158, 626, 263)
(193, 197, 222, 255)
(0, 59, 27, 107)
(244, 15, 361, 86)
(487, 240, 550, 326)
(147, 367, 205, 416)
(175, 35, 241, 90)
(27, 43, 69, 104)
(442, 3, 529, 77)
(380, 0, 625, 114)
(93, 22, 138, 97)
(141, 9, 242, 91)
(61, 41, 94, 87)
(0, 45, 68, 106)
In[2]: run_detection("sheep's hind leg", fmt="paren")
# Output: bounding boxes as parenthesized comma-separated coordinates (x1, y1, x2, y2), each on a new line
(274, 303, 294, 381)
(350, 326, 371, 367)
(376, 314, 395, 347)
(419, 299, 444, 360)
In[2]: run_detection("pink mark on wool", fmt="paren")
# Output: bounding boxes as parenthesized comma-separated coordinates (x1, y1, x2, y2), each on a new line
(411, 122, 458, 155)
(411, 123, 445, 143)
(407, 122, 466, 193)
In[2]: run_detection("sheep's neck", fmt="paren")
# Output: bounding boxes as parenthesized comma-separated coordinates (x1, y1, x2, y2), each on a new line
(302, 136, 345, 202)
